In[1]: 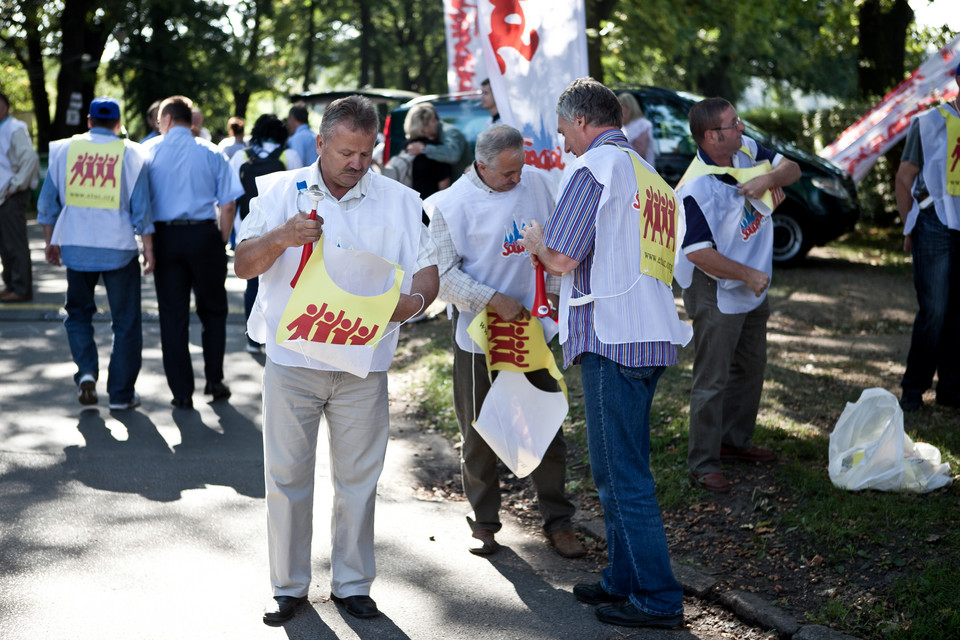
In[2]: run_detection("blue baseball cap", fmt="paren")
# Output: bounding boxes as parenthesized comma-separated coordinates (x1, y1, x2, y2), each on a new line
(89, 97, 120, 120)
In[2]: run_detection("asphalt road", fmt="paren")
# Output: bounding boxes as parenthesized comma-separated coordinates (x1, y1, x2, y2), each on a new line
(0, 220, 774, 640)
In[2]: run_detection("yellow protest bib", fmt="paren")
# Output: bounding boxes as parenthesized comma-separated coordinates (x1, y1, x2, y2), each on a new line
(277, 239, 402, 348)
(467, 309, 566, 398)
(615, 145, 678, 287)
(676, 145, 785, 213)
(65, 139, 125, 209)
(939, 106, 960, 196)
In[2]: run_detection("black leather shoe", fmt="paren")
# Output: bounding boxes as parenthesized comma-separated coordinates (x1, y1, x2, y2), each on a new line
(595, 601, 683, 628)
(263, 595, 307, 625)
(573, 582, 626, 605)
(331, 594, 380, 619)
(205, 381, 231, 401)
(171, 397, 193, 410)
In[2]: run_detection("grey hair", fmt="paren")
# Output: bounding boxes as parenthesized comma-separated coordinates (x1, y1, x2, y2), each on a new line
(404, 103, 438, 139)
(556, 77, 622, 128)
(319, 95, 379, 140)
(475, 124, 524, 166)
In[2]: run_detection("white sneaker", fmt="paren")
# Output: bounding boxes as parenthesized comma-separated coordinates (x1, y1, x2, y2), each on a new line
(78, 374, 98, 405)
(108, 392, 141, 411)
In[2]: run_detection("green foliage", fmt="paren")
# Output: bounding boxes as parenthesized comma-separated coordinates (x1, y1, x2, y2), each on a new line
(599, 0, 861, 103)
(742, 104, 901, 225)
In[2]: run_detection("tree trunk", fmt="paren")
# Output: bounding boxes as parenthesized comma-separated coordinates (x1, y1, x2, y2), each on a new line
(302, 0, 318, 92)
(359, 0, 372, 87)
(857, 0, 914, 101)
(585, 0, 617, 82)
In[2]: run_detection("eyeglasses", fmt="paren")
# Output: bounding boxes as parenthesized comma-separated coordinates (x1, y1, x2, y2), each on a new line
(712, 118, 742, 131)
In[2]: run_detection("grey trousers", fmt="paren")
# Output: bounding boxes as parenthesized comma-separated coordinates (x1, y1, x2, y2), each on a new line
(682, 269, 769, 475)
(451, 315, 576, 535)
(263, 359, 389, 599)
(0, 190, 32, 296)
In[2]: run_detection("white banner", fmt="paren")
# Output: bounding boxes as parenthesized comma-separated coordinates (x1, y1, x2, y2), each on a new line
(476, 0, 588, 175)
(821, 35, 960, 183)
(443, 0, 485, 94)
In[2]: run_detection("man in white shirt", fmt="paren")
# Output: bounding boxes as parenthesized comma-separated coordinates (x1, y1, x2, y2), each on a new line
(235, 95, 438, 626)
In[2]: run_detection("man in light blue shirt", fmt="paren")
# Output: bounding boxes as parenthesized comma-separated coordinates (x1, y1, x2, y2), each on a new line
(38, 97, 154, 410)
(143, 95, 244, 410)
(286, 102, 318, 166)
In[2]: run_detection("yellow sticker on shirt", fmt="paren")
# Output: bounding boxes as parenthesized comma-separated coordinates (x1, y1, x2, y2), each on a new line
(277, 239, 401, 348)
(64, 139, 125, 209)
(466, 309, 566, 399)
(939, 106, 960, 196)
(616, 146, 678, 287)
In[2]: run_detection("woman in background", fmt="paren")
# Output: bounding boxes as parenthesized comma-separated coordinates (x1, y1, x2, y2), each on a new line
(618, 92, 656, 167)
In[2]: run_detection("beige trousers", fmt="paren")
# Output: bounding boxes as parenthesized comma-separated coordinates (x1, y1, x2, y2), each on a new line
(263, 359, 389, 598)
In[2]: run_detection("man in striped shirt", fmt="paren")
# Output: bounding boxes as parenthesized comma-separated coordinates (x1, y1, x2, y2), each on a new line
(521, 78, 690, 630)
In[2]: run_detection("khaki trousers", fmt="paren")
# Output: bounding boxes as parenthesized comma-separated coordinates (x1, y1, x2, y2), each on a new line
(263, 359, 389, 598)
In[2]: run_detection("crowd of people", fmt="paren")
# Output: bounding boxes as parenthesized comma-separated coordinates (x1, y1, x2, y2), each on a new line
(1, 65, 956, 630)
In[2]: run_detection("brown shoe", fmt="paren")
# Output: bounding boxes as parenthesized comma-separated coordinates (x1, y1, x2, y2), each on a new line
(547, 528, 586, 558)
(720, 444, 777, 463)
(690, 471, 731, 493)
(0, 290, 32, 303)
(469, 529, 499, 556)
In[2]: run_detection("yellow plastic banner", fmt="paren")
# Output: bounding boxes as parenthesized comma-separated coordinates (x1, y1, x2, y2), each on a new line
(277, 239, 401, 348)
(676, 145, 786, 213)
(616, 145, 678, 287)
(466, 309, 566, 398)
(64, 139, 125, 209)
(939, 106, 960, 196)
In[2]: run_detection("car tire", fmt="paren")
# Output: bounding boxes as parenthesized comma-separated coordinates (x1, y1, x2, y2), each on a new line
(772, 209, 809, 266)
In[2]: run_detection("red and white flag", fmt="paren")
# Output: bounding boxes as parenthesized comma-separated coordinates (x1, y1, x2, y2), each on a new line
(476, 0, 588, 175)
(821, 34, 960, 183)
(442, 0, 485, 93)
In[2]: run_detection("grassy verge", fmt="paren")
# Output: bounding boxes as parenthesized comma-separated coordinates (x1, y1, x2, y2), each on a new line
(395, 228, 959, 639)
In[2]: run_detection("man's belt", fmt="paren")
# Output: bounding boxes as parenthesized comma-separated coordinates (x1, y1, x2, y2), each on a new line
(155, 219, 216, 226)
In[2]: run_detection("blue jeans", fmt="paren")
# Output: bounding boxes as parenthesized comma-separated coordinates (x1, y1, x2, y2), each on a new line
(64, 258, 143, 404)
(579, 353, 683, 617)
(902, 207, 960, 402)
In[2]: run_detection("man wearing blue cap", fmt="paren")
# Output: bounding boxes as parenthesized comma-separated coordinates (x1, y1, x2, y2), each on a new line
(38, 97, 155, 409)
(895, 63, 960, 412)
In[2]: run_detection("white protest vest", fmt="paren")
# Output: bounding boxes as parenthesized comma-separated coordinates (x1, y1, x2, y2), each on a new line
(916, 105, 960, 231)
(424, 168, 559, 353)
(46, 132, 146, 251)
(0, 117, 35, 201)
(557, 145, 692, 347)
(248, 167, 423, 372)
(675, 139, 774, 314)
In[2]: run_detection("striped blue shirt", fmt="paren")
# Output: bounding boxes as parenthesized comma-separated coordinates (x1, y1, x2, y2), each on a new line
(543, 129, 678, 369)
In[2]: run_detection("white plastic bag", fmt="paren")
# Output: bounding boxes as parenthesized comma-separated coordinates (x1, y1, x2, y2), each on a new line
(828, 388, 952, 493)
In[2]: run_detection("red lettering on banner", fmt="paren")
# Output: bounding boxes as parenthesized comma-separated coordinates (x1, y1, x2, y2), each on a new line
(448, 0, 480, 91)
(488, 0, 539, 74)
(640, 186, 676, 252)
(523, 140, 565, 171)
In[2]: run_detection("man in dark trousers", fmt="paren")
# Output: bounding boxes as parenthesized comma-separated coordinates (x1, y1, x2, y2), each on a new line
(143, 95, 244, 409)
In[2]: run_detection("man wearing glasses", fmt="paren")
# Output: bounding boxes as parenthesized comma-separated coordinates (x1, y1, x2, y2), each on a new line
(674, 97, 799, 494)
